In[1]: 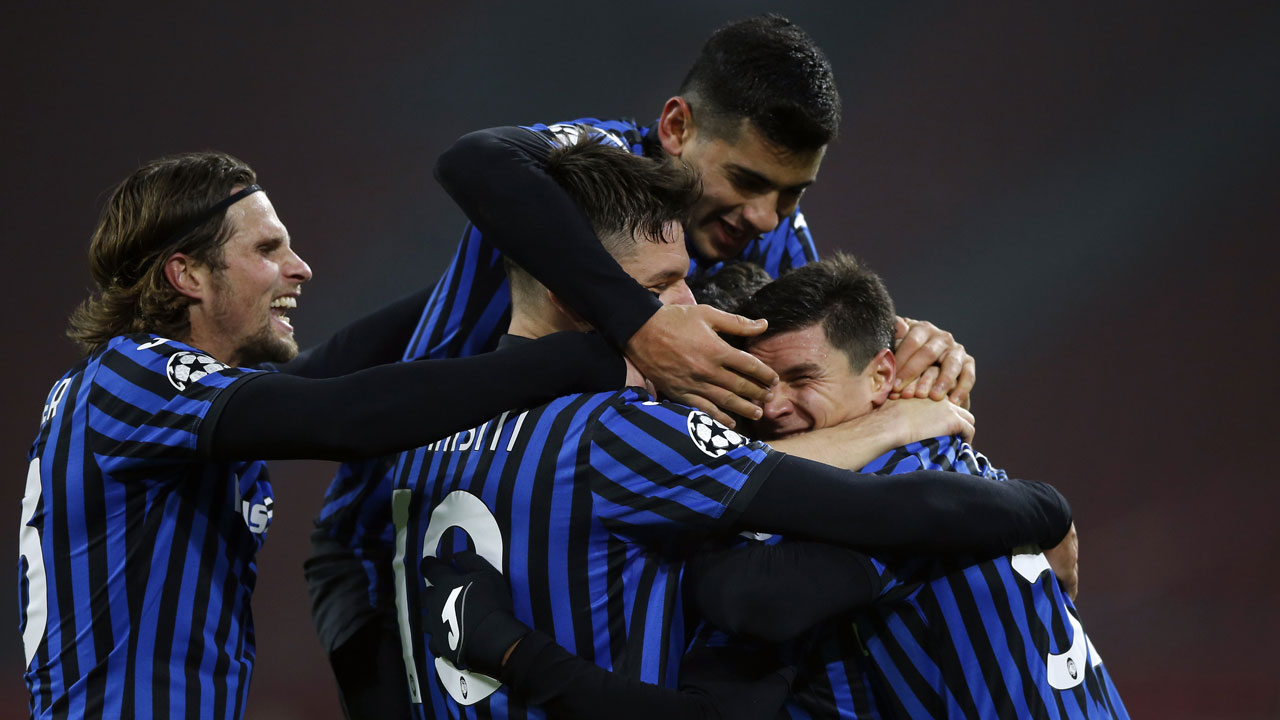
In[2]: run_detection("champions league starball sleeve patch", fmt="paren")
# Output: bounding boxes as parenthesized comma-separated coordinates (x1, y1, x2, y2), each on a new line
(165, 352, 230, 391)
(685, 409, 749, 458)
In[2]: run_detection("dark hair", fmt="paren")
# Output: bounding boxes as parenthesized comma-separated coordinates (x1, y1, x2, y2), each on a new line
(67, 151, 257, 353)
(544, 130, 700, 251)
(680, 14, 840, 152)
(735, 253, 895, 370)
(505, 132, 699, 301)
(689, 260, 772, 313)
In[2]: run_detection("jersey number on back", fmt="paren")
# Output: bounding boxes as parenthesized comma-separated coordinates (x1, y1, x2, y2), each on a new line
(20, 459, 48, 668)
(393, 489, 505, 706)
(1011, 552, 1101, 690)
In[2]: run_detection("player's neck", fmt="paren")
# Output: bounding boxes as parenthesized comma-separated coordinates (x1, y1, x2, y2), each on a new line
(507, 306, 583, 340)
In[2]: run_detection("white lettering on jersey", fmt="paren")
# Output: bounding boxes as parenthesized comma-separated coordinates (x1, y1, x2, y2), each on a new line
(429, 411, 530, 454)
(40, 378, 72, 426)
(241, 497, 273, 534)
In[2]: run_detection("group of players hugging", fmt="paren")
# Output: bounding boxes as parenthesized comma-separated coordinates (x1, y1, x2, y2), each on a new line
(23, 13, 1128, 720)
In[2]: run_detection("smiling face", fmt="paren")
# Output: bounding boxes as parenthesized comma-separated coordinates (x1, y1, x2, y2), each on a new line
(748, 323, 892, 439)
(663, 111, 825, 263)
(192, 191, 312, 366)
(615, 220, 697, 306)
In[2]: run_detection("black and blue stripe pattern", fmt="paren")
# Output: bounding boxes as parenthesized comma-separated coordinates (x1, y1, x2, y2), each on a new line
(313, 115, 818, 627)
(785, 436, 1129, 720)
(392, 388, 778, 720)
(21, 334, 271, 720)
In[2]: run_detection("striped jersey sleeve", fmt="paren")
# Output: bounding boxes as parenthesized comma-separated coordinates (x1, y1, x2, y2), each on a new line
(88, 336, 263, 471)
(586, 395, 780, 543)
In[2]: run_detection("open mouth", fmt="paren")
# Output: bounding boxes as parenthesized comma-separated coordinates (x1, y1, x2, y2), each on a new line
(270, 296, 297, 330)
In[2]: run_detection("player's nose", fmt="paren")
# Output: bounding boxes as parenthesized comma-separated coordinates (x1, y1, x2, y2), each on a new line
(285, 248, 313, 284)
(761, 388, 793, 422)
(666, 279, 696, 306)
(741, 192, 781, 235)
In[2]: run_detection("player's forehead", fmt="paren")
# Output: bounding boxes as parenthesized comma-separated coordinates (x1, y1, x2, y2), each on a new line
(749, 324, 839, 373)
(699, 119, 825, 188)
(620, 226, 689, 286)
(224, 191, 289, 246)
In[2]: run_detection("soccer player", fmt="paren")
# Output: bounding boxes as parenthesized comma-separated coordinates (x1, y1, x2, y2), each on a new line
(309, 17, 975, 715)
(392, 139, 1073, 720)
(415, 255, 1126, 720)
(731, 257, 1127, 719)
(19, 151, 630, 720)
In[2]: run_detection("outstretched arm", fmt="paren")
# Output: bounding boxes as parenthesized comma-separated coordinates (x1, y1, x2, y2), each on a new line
(436, 127, 777, 428)
(201, 332, 623, 462)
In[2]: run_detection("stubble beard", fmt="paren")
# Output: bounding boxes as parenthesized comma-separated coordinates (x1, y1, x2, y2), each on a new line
(209, 272, 299, 367)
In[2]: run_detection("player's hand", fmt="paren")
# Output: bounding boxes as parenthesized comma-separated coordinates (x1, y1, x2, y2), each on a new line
(880, 397, 975, 445)
(625, 304, 778, 429)
(420, 551, 530, 677)
(893, 317, 975, 409)
(1043, 522, 1079, 601)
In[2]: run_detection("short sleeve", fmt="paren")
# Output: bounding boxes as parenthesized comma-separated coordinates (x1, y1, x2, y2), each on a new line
(88, 336, 263, 472)
(586, 393, 780, 541)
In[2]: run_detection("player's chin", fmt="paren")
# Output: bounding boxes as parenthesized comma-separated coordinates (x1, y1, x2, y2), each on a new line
(689, 225, 733, 263)
(239, 333, 299, 367)
(753, 420, 801, 441)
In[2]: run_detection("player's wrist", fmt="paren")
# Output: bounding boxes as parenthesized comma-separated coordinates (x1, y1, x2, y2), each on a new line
(467, 610, 532, 677)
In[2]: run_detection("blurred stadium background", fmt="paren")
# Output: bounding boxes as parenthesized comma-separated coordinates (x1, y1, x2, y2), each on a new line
(2, 2, 1276, 717)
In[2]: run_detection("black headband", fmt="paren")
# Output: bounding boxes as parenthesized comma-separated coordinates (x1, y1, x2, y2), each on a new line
(113, 183, 265, 289)
(167, 183, 263, 245)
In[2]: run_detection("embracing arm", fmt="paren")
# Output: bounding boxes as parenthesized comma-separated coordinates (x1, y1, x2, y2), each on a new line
(201, 332, 623, 462)
(892, 316, 977, 408)
(436, 127, 776, 427)
(735, 455, 1072, 557)
(436, 126, 658, 347)
(421, 553, 792, 720)
(689, 540, 883, 645)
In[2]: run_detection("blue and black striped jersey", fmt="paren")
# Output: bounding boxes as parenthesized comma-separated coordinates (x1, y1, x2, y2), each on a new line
(310, 115, 818, 642)
(20, 334, 273, 720)
(785, 436, 1128, 720)
(390, 383, 781, 720)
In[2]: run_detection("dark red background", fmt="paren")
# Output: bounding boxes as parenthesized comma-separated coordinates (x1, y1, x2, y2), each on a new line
(3, 2, 1276, 717)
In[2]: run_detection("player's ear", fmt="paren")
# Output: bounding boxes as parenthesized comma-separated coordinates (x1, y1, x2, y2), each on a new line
(868, 348, 896, 407)
(657, 96, 694, 157)
(163, 253, 207, 300)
